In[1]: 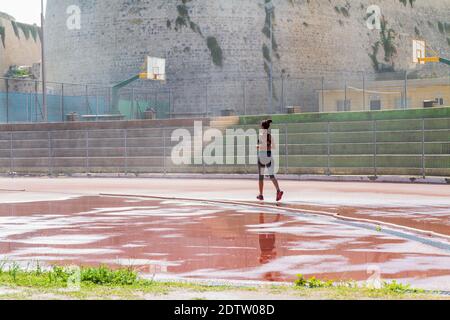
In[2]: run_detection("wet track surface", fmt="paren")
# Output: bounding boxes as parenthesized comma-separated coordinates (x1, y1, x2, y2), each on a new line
(0, 195, 449, 290)
(276, 203, 450, 237)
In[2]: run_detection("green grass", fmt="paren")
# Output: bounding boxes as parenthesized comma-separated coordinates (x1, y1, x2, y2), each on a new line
(0, 264, 237, 299)
(295, 274, 335, 288)
(0, 265, 446, 300)
(239, 107, 450, 125)
(295, 274, 424, 295)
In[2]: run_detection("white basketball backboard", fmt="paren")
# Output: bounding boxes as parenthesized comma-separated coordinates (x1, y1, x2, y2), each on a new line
(413, 40, 426, 64)
(146, 56, 166, 81)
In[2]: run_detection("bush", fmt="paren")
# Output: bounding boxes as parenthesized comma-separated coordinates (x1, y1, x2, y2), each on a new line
(295, 274, 334, 288)
(381, 281, 424, 294)
(49, 265, 138, 286)
(81, 266, 138, 285)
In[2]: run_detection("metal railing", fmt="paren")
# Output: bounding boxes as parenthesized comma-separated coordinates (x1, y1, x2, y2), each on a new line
(1, 117, 449, 178)
(0, 69, 449, 124)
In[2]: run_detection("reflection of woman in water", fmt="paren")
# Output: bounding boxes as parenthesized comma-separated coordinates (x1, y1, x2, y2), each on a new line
(259, 213, 282, 281)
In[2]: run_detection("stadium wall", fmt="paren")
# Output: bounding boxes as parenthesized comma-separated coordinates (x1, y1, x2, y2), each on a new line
(0, 108, 449, 177)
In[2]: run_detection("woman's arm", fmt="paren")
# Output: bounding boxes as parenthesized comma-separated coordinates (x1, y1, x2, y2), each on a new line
(268, 134, 275, 150)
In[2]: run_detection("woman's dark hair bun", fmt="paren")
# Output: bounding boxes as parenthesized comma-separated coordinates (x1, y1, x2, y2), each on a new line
(261, 119, 273, 129)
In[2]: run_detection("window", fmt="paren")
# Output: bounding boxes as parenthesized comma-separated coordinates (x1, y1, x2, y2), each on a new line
(435, 97, 444, 106)
(370, 100, 381, 111)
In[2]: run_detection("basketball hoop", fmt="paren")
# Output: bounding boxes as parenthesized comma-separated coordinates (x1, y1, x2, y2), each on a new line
(412, 40, 426, 64)
(140, 56, 166, 81)
(411, 40, 446, 65)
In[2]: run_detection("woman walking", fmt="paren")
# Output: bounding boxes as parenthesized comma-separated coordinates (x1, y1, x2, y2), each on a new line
(257, 120, 284, 202)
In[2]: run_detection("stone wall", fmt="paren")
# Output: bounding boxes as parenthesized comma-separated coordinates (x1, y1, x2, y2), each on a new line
(44, 0, 450, 114)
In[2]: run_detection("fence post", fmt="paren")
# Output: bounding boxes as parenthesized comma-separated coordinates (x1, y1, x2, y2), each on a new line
(422, 118, 426, 179)
(131, 88, 135, 120)
(404, 71, 408, 109)
(301, 79, 305, 113)
(281, 76, 285, 114)
(344, 79, 348, 111)
(284, 124, 289, 175)
(205, 83, 208, 117)
(169, 88, 173, 118)
(48, 131, 53, 176)
(244, 130, 248, 174)
(26, 89, 29, 122)
(85, 130, 89, 174)
(321, 76, 325, 113)
(95, 92, 99, 121)
(327, 122, 331, 176)
(34, 81, 39, 122)
(362, 73, 366, 111)
(9, 132, 13, 174)
(202, 124, 206, 175)
(85, 85, 89, 115)
(243, 80, 247, 116)
(5, 79, 9, 123)
(373, 120, 378, 177)
(124, 129, 128, 175)
(108, 87, 113, 114)
(61, 83, 65, 122)
(163, 128, 167, 175)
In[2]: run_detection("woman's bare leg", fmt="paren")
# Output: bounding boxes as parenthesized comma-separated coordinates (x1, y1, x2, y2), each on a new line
(270, 177, 281, 192)
(259, 179, 264, 196)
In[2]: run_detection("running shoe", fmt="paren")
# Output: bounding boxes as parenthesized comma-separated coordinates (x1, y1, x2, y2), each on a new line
(276, 191, 284, 202)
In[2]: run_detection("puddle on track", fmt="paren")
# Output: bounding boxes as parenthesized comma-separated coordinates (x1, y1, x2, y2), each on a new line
(0, 196, 449, 289)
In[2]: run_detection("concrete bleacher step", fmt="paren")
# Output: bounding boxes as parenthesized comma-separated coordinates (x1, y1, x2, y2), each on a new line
(209, 116, 240, 129)
(1, 112, 450, 176)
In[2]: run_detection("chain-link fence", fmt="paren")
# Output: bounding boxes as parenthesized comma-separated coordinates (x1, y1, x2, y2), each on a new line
(1, 117, 449, 177)
(1, 69, 449, 123)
